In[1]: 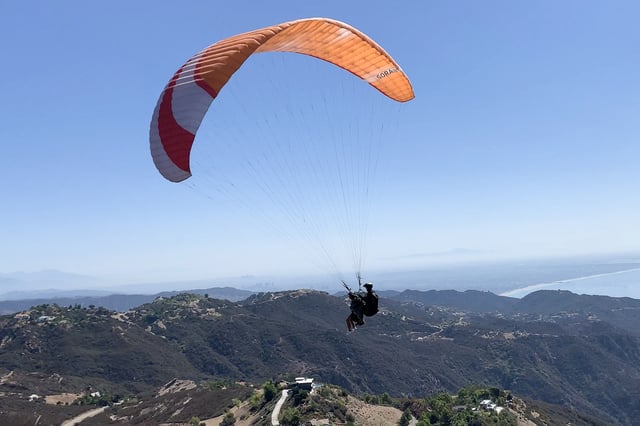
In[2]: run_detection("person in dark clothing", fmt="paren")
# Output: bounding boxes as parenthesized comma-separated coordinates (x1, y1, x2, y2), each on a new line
(361, 283, 378, 316)
(346, 282, 378, 332)
(347, 292, 365, 331)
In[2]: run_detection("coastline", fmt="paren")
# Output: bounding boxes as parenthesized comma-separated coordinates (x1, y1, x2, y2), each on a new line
(500, 267, 640, 298)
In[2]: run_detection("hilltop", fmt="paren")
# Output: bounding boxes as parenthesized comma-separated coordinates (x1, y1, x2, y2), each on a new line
(0, 286, 254, 315)
(1, 289, 639, 423)
(0, 374, 606, 426)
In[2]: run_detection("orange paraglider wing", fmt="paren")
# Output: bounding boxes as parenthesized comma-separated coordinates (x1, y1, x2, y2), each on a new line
(150, 17, 414, 182)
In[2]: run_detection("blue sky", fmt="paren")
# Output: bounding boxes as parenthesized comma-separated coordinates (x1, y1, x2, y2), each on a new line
(2, 1, 639, 288)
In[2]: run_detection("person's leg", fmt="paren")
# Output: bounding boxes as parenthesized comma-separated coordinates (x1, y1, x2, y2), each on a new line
(354, 305, 364, 326)
(352, 313, 361, 328)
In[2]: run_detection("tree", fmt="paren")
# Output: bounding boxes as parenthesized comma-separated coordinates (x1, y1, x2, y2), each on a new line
(292, 389, 309, 406)
(280, 407, 301, 425)
(398, 408, 412, 426)
(220, 411, 235, 426)
(428, 393, 453, 424)
(380, 392, 393, 405)
(263, 380, 278, 402)
(497, 409, 518, 426)
(250, 391, 263, 409)
(416, 413, 432, 426)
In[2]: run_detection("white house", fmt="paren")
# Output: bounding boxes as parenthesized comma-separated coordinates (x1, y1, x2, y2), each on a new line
(479, 399, 504, 414)
(37, 316, 56, 322)
(292, 377, 314, 390)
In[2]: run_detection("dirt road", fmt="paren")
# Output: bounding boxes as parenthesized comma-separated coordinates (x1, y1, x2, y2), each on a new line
(60, 406, 107, 426)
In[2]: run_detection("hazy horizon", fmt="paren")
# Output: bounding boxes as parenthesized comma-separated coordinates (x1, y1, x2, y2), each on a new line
(2, 252, 639, 301)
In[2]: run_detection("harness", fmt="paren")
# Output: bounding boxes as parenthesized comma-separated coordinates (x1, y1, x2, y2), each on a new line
(362, 292, 378, 316)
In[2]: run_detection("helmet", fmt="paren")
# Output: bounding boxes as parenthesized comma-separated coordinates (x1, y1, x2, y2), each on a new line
(363, 282, 373, 289)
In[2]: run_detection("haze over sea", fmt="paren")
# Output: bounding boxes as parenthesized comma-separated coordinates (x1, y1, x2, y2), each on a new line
(501, 267, 640, 299)
(2, 254, 640, 302)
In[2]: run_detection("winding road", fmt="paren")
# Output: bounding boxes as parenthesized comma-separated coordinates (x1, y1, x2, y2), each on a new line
(271, 389, 290, 425)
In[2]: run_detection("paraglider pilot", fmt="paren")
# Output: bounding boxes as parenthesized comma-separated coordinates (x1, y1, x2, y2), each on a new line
(346, 281, 378, 332)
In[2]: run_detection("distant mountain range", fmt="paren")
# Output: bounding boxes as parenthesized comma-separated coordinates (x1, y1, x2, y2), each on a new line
(0, 270, 102, 295)
(1, 289, 639, 424)
(4, 253, 640, 300)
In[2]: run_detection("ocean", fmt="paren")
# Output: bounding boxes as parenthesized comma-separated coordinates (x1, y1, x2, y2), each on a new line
(500, 268, 640, 299)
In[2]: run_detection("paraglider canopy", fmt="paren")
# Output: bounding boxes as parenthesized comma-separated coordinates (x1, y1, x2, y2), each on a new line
(149, 17, 414, 183)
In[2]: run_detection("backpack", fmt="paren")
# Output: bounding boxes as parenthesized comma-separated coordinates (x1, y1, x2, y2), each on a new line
(363, 292, 379, 316)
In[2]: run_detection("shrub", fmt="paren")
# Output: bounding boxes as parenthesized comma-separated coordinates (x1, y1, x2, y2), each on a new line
(221, 411, 235, 425)
(280, 407, 301, 425)
(263, 380, 278, 402)
(399, 408, 412, 426)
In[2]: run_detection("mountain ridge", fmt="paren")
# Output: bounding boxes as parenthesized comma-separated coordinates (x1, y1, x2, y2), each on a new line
(1, 289, 639, 424)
